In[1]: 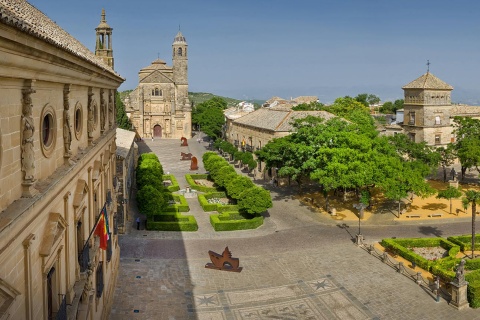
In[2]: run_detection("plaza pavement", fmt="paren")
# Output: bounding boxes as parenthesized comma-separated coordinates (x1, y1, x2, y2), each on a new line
(110, 134, 480, 319)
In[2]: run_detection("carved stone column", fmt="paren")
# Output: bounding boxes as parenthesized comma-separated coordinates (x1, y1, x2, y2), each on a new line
(23, 234, 36, 320)
(21, 79, 38, 197)
(108, 89, 114, 128)
(63, 84, 72, 160)
(87, 87, 94, 145)
(100, 88, 106, 133)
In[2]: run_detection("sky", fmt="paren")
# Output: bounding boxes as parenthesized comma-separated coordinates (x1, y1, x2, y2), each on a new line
(27, 0, 480, 103)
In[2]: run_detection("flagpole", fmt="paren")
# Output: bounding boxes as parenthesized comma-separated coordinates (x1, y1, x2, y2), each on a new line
(85, 203, 108, 244)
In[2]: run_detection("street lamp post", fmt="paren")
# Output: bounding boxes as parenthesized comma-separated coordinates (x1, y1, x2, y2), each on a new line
(353, 203, 366, 246)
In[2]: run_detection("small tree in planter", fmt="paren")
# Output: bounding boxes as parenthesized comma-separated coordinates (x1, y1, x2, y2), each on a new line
(225, 175, 255, 200)
(437, 186, 462, 215)
(237, 186, 272, 216)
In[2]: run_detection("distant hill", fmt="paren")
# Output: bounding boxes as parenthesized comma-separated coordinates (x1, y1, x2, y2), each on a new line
(188, 92, 240, 108)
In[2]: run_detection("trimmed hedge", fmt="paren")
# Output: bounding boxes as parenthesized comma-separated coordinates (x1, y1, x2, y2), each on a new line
(466, 270, 480, 308)
(210, 212, 264, 231)
(185, 174, 219, 192)
(163, 174, 180, 192)
(381, 238, 460, 272)
(447, 235, 480, 252)
(146, 214, 198, 231)
(163, 194, 189, 213)
(381, 236, 480, 307)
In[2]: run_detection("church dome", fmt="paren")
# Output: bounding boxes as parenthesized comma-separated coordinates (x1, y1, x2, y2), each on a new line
(173, 31, 187, 44)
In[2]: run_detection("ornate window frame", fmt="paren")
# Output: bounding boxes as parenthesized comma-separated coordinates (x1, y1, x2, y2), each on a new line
(74, 102, 83, 140)
(40, 104, 57, 158)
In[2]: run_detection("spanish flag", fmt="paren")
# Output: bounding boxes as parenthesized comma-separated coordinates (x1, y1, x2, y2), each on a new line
(94, 207, 109, 250)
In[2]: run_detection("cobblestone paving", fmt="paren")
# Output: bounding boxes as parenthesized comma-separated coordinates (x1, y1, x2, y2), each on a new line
(110, 137, 480, 320)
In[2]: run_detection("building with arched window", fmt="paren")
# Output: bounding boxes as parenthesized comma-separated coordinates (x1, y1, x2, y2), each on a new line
(0, 3, 124, 319)
(125, 31, 191, 139)
(400, 72, 480, 146)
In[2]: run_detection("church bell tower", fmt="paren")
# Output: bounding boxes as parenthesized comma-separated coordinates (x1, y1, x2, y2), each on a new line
(95, 9, 114, 69)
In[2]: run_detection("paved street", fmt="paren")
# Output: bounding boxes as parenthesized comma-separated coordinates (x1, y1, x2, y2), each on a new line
(110, 135, 480, 319)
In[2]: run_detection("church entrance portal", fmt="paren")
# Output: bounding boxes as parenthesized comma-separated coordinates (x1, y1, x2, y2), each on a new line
(153, 125, 162, 138)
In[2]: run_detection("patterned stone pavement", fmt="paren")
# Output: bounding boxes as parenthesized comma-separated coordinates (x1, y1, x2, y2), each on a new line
(110, 136, 480, 319)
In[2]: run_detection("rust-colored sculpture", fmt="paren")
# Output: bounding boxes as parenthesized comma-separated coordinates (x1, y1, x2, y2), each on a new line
(190, 156, 198, 170)
(205, 247, 242, 272)
(180, 137, 188, 146)
(181, 152, 192, 160)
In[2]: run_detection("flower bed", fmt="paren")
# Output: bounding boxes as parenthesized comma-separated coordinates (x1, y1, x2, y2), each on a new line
(185, 174, 218, 192)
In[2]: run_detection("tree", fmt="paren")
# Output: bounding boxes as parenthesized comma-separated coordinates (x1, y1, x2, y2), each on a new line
(354, 93, 380, 109)
(437, 186, 462, 215)
(462, 190, 480, 258)
(237, 186, 272, 216)
(437, 144, 457, 182)
(116, 91, 132, 130)
(379, 101, 394, 114)
(225, 175, 254, 200)
(453, 117, 480, 179)
(137, 185, 168, 217)
(192, 97, 227, 139)
(291, 101, 325, 111)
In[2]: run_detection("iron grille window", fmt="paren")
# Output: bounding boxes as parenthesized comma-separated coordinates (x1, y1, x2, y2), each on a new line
(96, 262, 104, 298)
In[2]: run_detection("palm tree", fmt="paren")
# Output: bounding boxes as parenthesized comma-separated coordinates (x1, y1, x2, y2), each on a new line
(462, 190, 480, 259)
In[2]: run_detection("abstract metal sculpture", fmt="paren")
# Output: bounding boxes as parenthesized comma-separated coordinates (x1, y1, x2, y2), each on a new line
(205, 247, 242, 272)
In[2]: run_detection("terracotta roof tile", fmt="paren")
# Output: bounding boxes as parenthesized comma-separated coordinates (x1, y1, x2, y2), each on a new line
(402, 72, 453, 90)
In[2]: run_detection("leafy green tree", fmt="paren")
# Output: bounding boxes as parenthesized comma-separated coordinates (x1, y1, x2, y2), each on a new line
(202, 151, 218, 163)
(437, 186, 462, 215)
(204, 155, 227, 172)
(437, 144, 457, 182)
(192, 97, 227, 139)
(453, 117, 480, 179)
(462, 190, 480, 258)
(116, 91, 132, 130)
(136, 155, 164, 190)
(210, 161, 233, 182)
(225, 175, 254, 200)
(137, 185, 168, 217)
(388, 134, 441, 174)
(379, 101, 394, 114)
(215, 169, 237, 188)
(237, 186, 272, 216)
(291, 101, 325, 111)
(393, 99, 404, 112)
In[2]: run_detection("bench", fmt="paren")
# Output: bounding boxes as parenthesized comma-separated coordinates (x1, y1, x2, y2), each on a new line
(406, 215, 421, 218)
(428, 213, 443, 218)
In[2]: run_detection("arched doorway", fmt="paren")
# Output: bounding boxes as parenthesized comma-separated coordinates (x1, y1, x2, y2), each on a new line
(153, 125, 162, 138)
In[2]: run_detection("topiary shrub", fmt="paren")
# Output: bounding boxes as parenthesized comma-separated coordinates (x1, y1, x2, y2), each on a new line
(225, 175, 254, 200)
(237, 186, 272, 216)
(137, 185, 168, 217)
(146, 213, 198, 231)
(466, 270, 480, 308)
(163, 174, 180, 192)
(210, 212, 263, 231)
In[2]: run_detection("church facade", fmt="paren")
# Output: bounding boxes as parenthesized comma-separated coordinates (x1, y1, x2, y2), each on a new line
(0, 3, 123, 319)
(125, 31, 191, 139)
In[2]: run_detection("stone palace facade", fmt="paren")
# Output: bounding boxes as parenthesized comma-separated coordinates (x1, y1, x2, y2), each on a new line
(0, 2, 123, 319)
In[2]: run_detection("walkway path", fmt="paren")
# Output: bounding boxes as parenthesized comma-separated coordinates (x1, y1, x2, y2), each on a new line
(110, 135, 480, 320)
